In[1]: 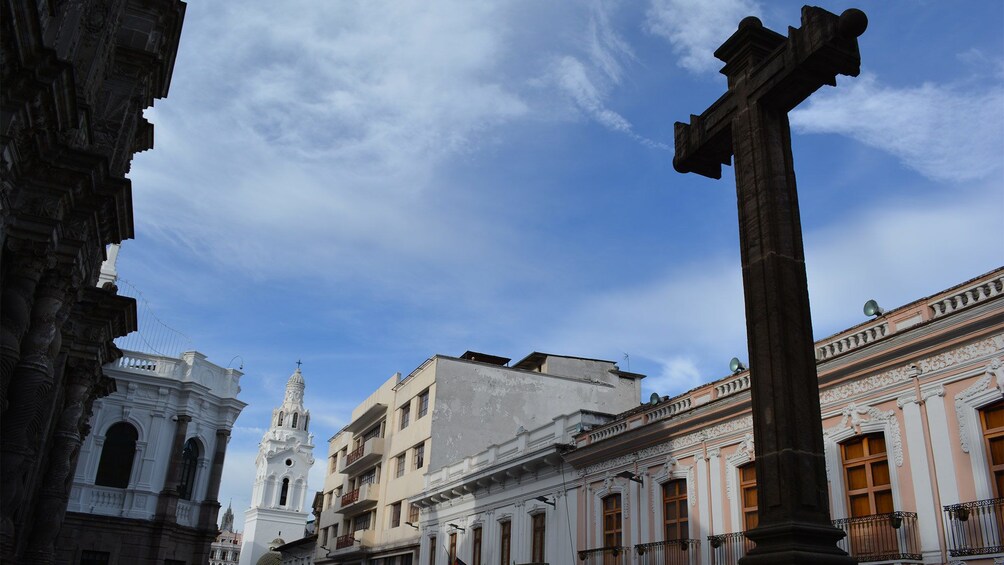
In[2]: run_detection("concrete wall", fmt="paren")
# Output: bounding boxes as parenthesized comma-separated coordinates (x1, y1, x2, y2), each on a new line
(428, 356, 639, 472)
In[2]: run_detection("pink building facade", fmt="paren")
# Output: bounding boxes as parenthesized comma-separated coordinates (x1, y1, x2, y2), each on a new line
(566, 268, 1004, 565)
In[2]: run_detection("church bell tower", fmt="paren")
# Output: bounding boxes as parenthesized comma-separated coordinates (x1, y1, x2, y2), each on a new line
(238, 366, 315, 565)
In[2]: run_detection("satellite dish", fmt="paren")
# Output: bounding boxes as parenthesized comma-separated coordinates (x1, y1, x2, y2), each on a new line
(649, 392, 661, 405)
(863, 299, 885, 317)
(729, 357, 747, 373)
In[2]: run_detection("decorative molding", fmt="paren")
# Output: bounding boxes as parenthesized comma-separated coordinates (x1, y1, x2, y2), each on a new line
(820, 334, 1004, 405)
(725, 434, 754, 502)
(827, 402, 904, 466)
(955, 357, 1004, 453)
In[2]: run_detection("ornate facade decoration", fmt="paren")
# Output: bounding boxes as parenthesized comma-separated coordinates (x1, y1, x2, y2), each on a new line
(0, 1, 185, 562)
(955, 357, 1004, 453)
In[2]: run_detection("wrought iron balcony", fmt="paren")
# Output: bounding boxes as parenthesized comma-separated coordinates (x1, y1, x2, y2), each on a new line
(708, 531, 753, 565)
(944, 498, 1004, 557)
(335, 481, 379, 514)
(578, 546, 628, 565)
(833, 511, 921, 562)
(636, 539, 700, 565)
(335, 533, 356, 550)
(339, 437, 384, 475)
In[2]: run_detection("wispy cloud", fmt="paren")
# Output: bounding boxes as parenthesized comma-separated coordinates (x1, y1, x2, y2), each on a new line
(645, 0, 761, 74)
(790, 73, 1004, 182)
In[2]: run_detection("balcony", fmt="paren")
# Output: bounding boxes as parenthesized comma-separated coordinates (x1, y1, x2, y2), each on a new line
(709, 512, 921, 564)
(339, 437, 384, 475)
(944, 498, 1004, 557)
(335, 481, 378, 515)
(331, 529, 377, 556)
(577, 546, 628, 565)
(636, 539, 700, 565)
(335, 533, 357, 550)
(833, 511, 922, 562)
(708, 532, 753, 565)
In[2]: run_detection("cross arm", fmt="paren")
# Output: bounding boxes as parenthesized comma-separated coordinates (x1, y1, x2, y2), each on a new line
(672, 90, 736, 179)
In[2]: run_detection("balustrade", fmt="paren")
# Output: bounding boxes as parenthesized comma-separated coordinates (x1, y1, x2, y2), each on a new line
(636, 539, 700, 565)
(944, 498, 1004, 557)
(708, 532, 752, 565)
(578, 546, 628, 565)
(833, 511, 921, 562)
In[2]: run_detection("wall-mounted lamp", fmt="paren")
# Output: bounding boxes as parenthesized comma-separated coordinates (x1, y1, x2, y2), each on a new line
(863, 299, 885, 317)
(729, 357, 747, 374)
(405, 521, 420, 529)
(534, 496, 556, 507)
(616, 471, 644, 484)
(447, 523, 466, 532)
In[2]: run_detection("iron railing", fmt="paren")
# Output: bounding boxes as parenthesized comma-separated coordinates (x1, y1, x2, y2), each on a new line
(944, 498, 1004, 557)
(346, 443, 366, 466)
(708, 531, 753, 565)
(833, 511, 921, 562)
(636, 539, 700, 565)
(335, 533, 355, 550)
(578, 546, 628, 565)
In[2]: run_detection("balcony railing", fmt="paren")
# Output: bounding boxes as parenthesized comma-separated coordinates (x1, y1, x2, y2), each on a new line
(636, 539, 700, 565)
(708, 531, 753, 565)
(335, 533, 356, 550)
(578, 546, 628, 565)
(346, 444, 366, 466)
(340, 488, 360, 507)
(833, 511, 921, 562)
(944, 498, 1004, 557)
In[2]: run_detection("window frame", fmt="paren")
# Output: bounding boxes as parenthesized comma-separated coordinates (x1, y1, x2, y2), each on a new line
(531, 512, 546, 562)
(662, 479, 689, 541)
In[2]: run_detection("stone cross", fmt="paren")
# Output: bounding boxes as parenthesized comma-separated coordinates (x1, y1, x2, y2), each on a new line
(673, 6, 867, 564)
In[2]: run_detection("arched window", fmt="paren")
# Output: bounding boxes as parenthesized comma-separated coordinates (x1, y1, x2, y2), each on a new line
(95, 422, 138, 488)
(279, 477, 290, 506)
(179, 438, 200, 500)
(304, 415, 309, 431)
(278, 411, 284, 426)
(292, 413, 298, 429)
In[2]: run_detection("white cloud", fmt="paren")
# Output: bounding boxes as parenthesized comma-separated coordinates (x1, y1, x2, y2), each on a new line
(790, 73, 1004, 182)
(544, 178, 1002, 398)
(645, 0, 761, 74)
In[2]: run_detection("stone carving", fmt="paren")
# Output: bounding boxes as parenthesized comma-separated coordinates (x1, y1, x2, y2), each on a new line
(830, 402, 904, 466)
(821, 334, 1004, 405)
(955, 358, 1004, 453)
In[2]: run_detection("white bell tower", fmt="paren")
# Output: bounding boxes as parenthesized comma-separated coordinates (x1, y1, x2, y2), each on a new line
(239, 366, 315, 565)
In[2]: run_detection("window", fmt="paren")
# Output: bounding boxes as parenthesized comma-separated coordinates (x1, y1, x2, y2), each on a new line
(80, 550, 111, 565)
(449, 532, 457, 565)
(95, 422, 138, 488)
(279, 477, 290, 506)
(602, 494, 622, 547)
(354, 511, 372, 531)
(418, 390, 430, 418)
(396, 453, 407, 478)
(982, 400, 1004, 496)
(304, 414, 309, 431)
(360, 467, 377, 486)
(472, 526, 482, 565)
(429, 536, 437, 565)
(409, 502, 420, 523)
(363, 424, 382, 442)
(278, 411, 284, 426)
(414, 443, 425, 469)
(179, 438, 199, 500)
(390, 502, 402, 528)
(842, 433, 892, 517)
(531, 513, 546, 561)
(400, 403, 411, 430)
(329, 455, 337, 473)
(739, 462, 758, 530)
(321, 527, 328, 546)
(663, 480, 688, 540)
(499, 520, 511, 565)
(292, 412, 298, 429)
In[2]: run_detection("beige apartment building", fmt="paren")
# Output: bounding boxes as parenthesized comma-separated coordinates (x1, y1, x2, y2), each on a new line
(315, 351, 645, 564)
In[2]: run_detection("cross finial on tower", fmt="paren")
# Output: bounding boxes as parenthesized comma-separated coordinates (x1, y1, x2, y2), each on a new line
(295, 359, 302, 369)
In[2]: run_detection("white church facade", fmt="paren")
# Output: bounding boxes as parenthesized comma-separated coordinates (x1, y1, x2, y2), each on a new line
(240, 367, 316, 565)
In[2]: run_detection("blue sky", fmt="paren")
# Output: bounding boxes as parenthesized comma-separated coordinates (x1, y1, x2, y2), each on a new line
(118, 0, 1003, 528)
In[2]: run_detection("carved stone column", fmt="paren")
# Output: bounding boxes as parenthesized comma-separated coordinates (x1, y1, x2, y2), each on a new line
(23, 358, 100, 564)
(0, 249, 50, 411)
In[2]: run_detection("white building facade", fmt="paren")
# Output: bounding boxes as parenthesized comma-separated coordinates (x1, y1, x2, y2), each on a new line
(240, 368, 316, 565)
(411, 410, 614, 565)
(58, 349, 247, 564)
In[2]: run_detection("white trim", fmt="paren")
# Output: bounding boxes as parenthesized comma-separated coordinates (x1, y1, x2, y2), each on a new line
(823, 403, 906, 519)
(593, 475, 628, 548)
(650, 455, 693, 539)
(956, 357, 1004, 501)
(725, 435, 754, 531)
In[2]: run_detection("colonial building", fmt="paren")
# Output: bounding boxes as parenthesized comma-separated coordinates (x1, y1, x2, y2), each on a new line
(316, 352, 644, 565)
(0, 1, 185, 562)
(561, 268, 1004, 565)
(411, 410, 613, 565)
(210, 503, 244, 565)
(55, 347, 246, 564)
(240, 367, 316, 565)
